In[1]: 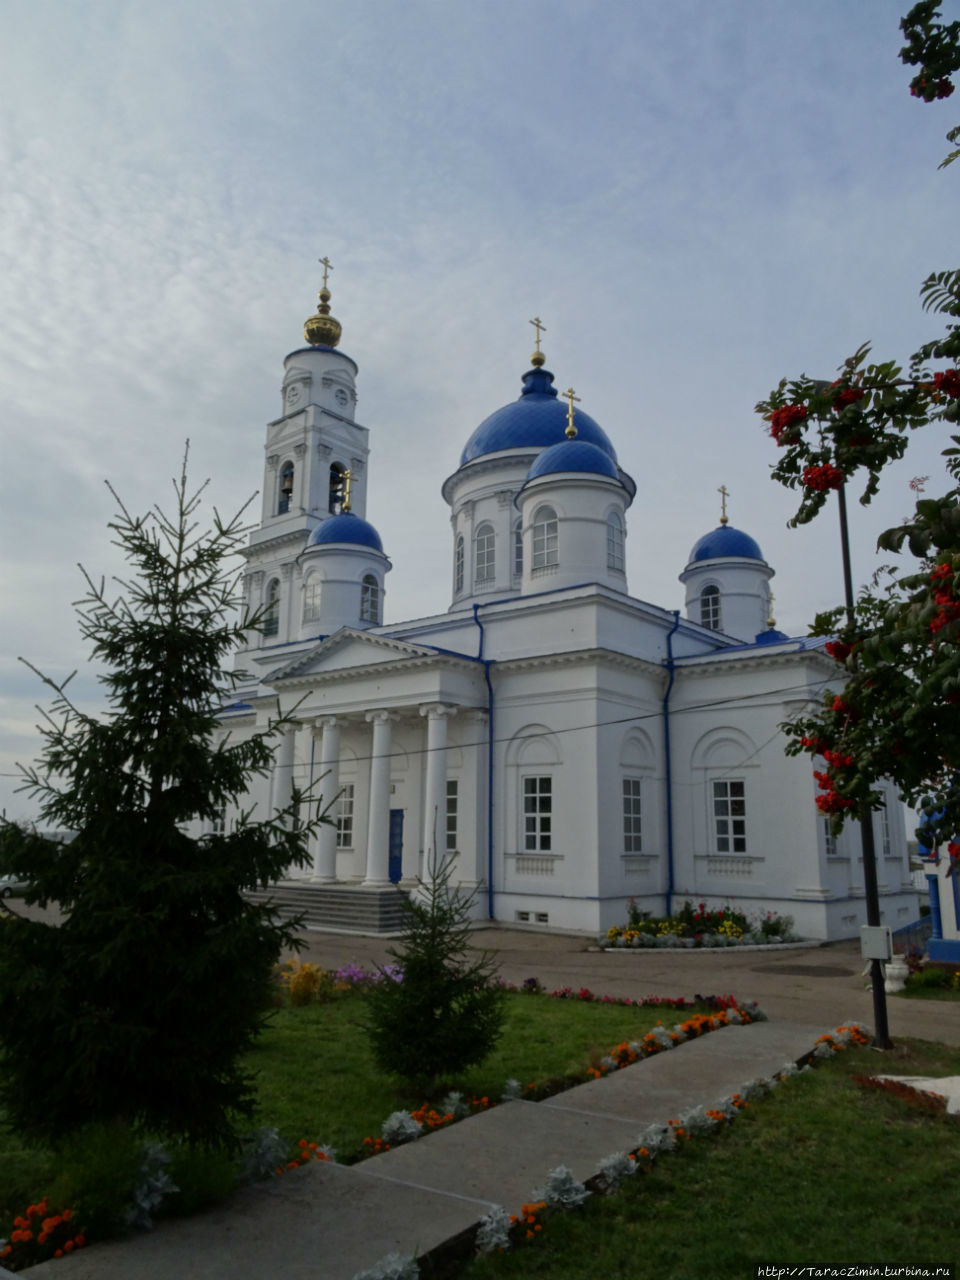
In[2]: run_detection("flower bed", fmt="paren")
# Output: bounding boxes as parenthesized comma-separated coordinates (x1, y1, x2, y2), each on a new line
(603, 900, 802, 949)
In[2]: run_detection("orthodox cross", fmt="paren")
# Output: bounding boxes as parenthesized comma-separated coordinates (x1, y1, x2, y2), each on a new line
(529, 316, 546, 354)
(318, 256, 334, 290)
(718, 484, 729, 525)
(564, 386, 580, 438)
(342, 468, 352, 512)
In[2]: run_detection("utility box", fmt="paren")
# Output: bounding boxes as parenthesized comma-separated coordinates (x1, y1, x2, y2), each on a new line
(860, 924, 893, 962)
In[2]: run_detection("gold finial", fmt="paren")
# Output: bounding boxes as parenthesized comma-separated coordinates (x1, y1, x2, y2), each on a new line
(767, 588, 776, 630)
(304, 256, 342, 348)
(342, 468, 353, 513)
(530, 316, 547, 368)
(718, 484, 729, 526)
(563, 386, 580, 439)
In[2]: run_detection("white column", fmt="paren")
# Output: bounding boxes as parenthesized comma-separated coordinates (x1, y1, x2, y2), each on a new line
(420, 704, 457, 881)
(270, 724, 297, 821)
(312, 716, 341, 882)
(364, 710, 394, 886)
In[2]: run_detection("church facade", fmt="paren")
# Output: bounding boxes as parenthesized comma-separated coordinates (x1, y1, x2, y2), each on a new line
(216, 281, 919, 941)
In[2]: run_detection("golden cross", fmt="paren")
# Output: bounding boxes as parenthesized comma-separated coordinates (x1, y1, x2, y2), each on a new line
(529, 316, 546, 354)
(564, 386, 580, 438)
(718, 484, 729, 525)
(318, 256, 334, 290)
(342, 468, 352, 513)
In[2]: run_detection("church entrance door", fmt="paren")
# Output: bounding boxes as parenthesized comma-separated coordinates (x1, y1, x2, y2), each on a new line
(388, 809, 404, 884)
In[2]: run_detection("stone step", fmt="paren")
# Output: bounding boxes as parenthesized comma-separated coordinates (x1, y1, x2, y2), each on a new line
(245, 883, 411, 935)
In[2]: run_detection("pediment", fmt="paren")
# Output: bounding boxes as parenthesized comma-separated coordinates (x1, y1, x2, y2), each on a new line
(268, 628, 441, 682)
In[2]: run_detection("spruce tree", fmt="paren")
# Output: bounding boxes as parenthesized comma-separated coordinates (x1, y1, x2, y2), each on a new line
(364, 856, 505, 1094)
(0, 455, 316, 1150)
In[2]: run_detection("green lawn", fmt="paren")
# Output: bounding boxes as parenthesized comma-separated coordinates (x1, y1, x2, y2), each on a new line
(464, 1036, 960, 1280)
(0, 991, 692, 1231)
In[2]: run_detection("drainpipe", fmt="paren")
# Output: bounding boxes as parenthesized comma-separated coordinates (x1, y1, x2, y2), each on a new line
(663, 610, 680, 918)
(472, 603, 496, 919)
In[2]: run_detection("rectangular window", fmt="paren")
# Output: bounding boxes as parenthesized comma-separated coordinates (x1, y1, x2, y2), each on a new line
(475, 527, 495, 583)
(623, 778, 642, 853)
(523, 775, 552, 852)
(532, 516, 558, 569)
(303, 580, 322, 622)
(822, 816, 837, 857)
(336, 783, 355, 849)
(445, 779, 458, 852)
(879, 802, 892, 857)
(713, 780, 746, 854)
(513, 525, 523, 579)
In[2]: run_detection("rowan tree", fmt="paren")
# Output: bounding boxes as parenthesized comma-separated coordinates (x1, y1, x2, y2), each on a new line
(755, 3, 960, 863)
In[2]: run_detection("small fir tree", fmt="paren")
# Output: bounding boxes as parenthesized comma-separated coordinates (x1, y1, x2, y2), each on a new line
(0, 455, 319, 1150)
(364, 857, 505, 1093)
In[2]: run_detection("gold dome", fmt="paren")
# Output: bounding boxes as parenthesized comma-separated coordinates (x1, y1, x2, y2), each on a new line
(304, 286, 342, 348)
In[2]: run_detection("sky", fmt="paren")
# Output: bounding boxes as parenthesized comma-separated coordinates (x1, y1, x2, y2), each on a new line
(1, 0, 957, 821)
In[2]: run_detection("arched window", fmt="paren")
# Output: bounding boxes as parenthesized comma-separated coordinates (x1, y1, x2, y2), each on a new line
(360, 574, 380, 623)
(302, 578, 322, 623)
(263, 579, 280, 636)
(475, 523, 495, 584)
(329, 463, 347, 514)
(607, 511, 625, 572)
(454, 534, 464, 594)
(278, 462, 294, 514)
(532, 505, 558, 570)
(513, 520, 523, 579)
(700, 584, 721, 631)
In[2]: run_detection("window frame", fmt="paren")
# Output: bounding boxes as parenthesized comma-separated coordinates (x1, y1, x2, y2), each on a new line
(622, 776, 642, 853)
(454, 534, 464, 594)
(712, 779, 746, 854)
(522, 774, 553, 852)
(445, 779, 458, 853)
(607, 510, 625, 572)
(475, 522, 496, 584)
(531, 505, 559, 570)
(263, 578, 280, 637)
(336, 783, 355, 849)
(360, 574, 380, 624)
(302, 578, 322, 623)
(700, 584, 722, 631)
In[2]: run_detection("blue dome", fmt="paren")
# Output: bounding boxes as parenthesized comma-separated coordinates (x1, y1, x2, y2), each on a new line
(754, 627, 789, 646)
(689, 525, 764, 563)
(460, 368, 617, 466)
(527, 439, 621, 481)
(308, 512, 383, 552)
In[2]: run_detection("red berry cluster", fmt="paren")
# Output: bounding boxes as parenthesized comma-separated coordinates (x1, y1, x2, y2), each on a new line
(929, 563, 960, 636)
(802, 463, 845, 492)
(824, 640, 852, 663)
(769, 403, 807, 445)
(911, 76, 954, 99)
(832, 695, 859, 720)
(832, 387, 865, 410)
(933, 368, 960, 399)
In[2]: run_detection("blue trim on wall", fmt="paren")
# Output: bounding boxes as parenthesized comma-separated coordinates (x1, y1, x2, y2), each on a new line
(663, 610, 681, 917)
(927, 874, 943, 939)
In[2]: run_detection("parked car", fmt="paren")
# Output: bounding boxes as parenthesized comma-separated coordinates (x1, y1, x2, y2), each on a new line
(0, 875, 28, 899)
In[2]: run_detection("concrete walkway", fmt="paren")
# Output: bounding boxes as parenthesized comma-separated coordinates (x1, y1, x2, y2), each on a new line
(24, 1021, 827, 1280)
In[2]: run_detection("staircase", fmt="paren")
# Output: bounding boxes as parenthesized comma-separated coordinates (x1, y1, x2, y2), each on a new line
(246, 880, 411, 935)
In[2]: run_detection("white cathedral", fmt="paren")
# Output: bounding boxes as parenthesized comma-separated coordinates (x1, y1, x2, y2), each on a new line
(217, 275, 919, 941)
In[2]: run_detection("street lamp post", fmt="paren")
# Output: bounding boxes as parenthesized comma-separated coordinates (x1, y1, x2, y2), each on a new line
(836, 481, 893, 1050)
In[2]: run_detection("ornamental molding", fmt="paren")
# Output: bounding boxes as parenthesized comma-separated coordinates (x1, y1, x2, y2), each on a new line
(266, 454, 280, 470)
(675, 648, 835, 678)
(240, 529, 311, 559)
(293, 443, 307, 459)
(496, 646, 665, 681)
(266, 627, 480, 684)
(350, 457, 365, 473)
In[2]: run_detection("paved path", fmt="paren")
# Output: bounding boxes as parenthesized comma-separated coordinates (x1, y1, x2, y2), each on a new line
(26, 1021, 826, 1280)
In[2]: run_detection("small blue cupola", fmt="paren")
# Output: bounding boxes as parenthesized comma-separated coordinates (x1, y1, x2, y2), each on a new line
(299, 498, 391, 637)
(680, 500, 774, 643)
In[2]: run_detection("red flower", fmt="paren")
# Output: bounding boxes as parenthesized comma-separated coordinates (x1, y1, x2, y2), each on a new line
(823, 749, 854, 769)
(933, 369, 960, 399)
(802, 463, 845, 491)
(930, 563, 953, 584)
(800, 735, 828, 754)
(832, 696, 859, 720)
(769, 404, 808, 444)
(824, 640, 852, 663)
